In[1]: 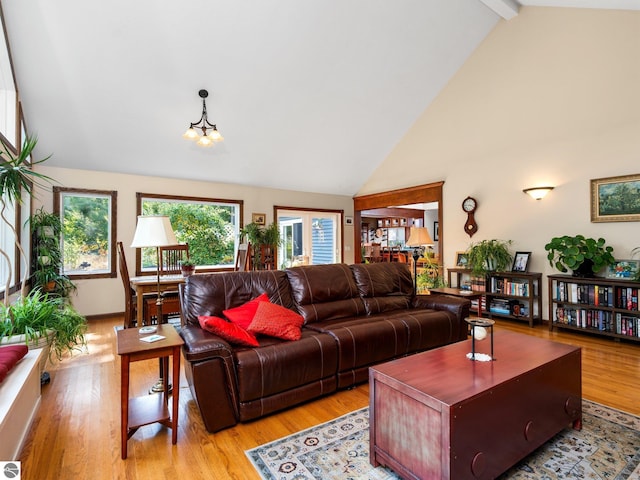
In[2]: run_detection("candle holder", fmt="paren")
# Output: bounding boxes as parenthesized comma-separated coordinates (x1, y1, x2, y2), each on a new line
(465, 318, 495, 361)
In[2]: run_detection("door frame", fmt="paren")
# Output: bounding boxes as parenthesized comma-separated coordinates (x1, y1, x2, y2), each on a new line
(274, 205, 345, 265)
(353, 181, 443, 263)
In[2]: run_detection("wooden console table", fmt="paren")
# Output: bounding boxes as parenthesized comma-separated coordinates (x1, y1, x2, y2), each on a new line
(116, 324, 184, 459)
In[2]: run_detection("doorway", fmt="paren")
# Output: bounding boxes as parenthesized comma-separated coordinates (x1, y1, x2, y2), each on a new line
(353, 182, 443, 263)
(275, 207, 343, 268)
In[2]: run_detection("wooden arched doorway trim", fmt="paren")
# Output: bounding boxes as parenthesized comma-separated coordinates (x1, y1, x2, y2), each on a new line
(353, 181, 443, 263)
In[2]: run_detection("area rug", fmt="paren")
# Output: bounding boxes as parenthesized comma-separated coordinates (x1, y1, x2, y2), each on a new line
(246, 400, 640, 479)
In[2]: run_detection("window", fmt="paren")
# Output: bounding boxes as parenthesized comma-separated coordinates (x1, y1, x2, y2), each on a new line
(275, 207, 343, 268)
(54, 187, 117, 279)
(136, 193, 243, 274)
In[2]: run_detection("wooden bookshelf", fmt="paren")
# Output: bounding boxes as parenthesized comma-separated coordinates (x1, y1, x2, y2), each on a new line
(447, 268, 541, 327)
(548, 274, 640, 342)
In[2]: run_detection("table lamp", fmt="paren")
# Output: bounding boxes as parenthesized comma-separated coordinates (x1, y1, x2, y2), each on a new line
(131, 215, 178, 393)
(406, 226, 434, 296)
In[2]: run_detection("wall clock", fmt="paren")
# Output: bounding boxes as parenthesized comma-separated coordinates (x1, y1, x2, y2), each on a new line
(462, 196, 478, 237)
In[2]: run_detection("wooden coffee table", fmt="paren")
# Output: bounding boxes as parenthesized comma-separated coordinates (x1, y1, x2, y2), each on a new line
(369, 330, 581, 479)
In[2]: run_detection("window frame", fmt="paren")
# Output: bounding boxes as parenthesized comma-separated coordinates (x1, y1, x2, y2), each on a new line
(135, 192, 244, 276)
(53, 187, 117, 279)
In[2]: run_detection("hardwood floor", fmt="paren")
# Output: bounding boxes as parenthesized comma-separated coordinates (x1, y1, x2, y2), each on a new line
(17, 315, 640, 480)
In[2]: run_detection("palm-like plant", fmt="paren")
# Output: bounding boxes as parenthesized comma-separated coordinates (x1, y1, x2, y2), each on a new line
(0, 136, 55, 303)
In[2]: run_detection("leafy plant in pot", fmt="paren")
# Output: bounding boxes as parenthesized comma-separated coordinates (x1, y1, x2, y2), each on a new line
(180, 259, 196, 277)
(0, 136, 54, 301)
(30, 207, 77, 298)
(544, 235, 615, 277)
(0, 289, 87, 371)
(466, 239, 513, 277)
(240, 222, 281, 270)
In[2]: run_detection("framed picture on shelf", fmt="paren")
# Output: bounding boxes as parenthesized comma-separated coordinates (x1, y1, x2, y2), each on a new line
(512, 251, 531, 272)
(591, 174, 640, 222)
(252, 213, 266, 225)
(455, 251, 469, 267)
(607, 259, 640, 279)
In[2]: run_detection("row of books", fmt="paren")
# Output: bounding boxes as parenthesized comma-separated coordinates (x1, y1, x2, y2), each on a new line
(553, 306, 640, 337)
(490, 278, 533, 297)
(553, 306, 613, 331)
(617, 287, 639, 311)
(553, 281, 614, 307)
(553, 281, 640, 312)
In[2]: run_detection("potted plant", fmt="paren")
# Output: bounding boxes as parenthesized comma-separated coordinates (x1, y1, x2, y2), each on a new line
(416, 258, 446, 293)
(0, 289, 87, 370)
(0, 136, 54, 302)
(466, 239, 513, 276)
(30, 207, 77, 298)
(180, 259, 196, 277)
(545, 235, 615, 277)
(240, 221, 281, 270)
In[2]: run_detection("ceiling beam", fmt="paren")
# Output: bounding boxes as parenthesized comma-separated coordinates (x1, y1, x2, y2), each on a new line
(479, 0, 520, 19)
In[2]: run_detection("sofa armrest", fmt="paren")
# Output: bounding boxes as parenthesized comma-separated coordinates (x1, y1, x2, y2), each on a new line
(179, 324, 234, 363)
(412, 294, 471, 320)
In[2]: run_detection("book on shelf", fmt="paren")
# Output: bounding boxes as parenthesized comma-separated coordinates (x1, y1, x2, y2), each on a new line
(553, 280, 613, 307)
(615, 313, 640, 337)
(553, 305, 614, 332)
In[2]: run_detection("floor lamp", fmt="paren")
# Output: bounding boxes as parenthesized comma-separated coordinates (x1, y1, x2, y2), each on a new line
(406, 226, 434, 296)
(131, 215, 178, 393)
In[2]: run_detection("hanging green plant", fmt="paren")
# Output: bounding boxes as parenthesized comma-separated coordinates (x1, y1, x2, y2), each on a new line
(0, 136, 55, 302)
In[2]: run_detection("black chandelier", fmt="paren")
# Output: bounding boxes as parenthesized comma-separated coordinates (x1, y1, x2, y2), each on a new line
(183, 89, 224, 147)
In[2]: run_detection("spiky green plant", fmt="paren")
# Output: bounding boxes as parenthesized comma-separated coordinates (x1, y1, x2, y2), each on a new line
(0, 136, 55, 302)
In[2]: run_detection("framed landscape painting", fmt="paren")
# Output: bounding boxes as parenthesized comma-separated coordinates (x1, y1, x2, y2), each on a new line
(591, 174, 640, 222)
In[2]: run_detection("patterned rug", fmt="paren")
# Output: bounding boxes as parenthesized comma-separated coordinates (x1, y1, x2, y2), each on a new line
(246, 400, 640, 479)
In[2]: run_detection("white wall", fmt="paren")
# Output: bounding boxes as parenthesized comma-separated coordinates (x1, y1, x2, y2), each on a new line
(358, 7, 640, 318)
(32, 166, 354, 317)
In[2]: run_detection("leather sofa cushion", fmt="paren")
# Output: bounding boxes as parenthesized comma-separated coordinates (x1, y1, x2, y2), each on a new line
(350, 263, 413, 315)
(286, 264, 365, 324)
(234, 329, 338, 402)
(180, 271, 294, 327)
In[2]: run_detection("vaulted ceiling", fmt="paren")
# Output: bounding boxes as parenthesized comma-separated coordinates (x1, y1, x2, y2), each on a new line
(2, 0, 638, 196)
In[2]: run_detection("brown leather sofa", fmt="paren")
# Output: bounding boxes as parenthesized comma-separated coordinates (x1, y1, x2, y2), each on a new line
(179, 262, 470, 433)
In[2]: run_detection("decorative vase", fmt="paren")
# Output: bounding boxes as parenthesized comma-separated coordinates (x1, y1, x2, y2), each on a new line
(572, 259, 595, 278)
(181, 265, 195, 277)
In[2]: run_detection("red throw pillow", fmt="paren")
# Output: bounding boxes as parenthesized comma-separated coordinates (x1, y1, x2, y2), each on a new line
(248, 302, 304, 341)
(198, 316, 259, 347)
(223, 293, 270, 329)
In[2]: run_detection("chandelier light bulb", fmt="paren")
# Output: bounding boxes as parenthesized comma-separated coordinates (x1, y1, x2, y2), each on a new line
(208, 127, 223, 142)
(196, 135, 214, 147)
(183, 127, 199, 140)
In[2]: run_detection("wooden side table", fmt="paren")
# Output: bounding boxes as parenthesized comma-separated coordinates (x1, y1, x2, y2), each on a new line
(116, 324, 184, 459)
(429, 286, 486, 318)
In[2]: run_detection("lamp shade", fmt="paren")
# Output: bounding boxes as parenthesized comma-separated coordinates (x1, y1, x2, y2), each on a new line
(406, 227, 434, 247)
(523, 186, 554, 200)
(130, 215, 177, 248)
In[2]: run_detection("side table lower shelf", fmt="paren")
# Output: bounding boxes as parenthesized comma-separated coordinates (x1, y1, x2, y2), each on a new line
(128, 393, 171, 431)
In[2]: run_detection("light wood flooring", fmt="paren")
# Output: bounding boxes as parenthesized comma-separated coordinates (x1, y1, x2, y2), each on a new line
(17, 315, 640, 480)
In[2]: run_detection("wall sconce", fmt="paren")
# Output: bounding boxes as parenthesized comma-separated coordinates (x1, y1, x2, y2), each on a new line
(523, 186, 554, 200)
(183, 89, 224, 147)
